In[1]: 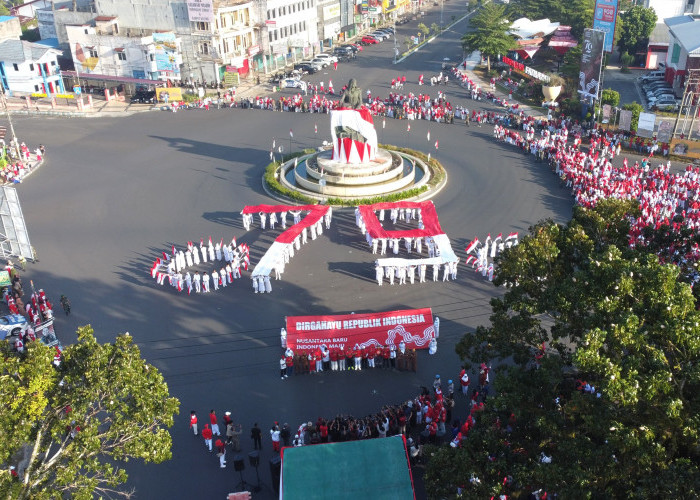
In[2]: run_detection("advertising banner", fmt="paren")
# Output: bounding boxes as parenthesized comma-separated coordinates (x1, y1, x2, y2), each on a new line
(286, 308, 435, 351)
(657, 120, 673, 143)
(153, 32, 178, 72)
(156, 87, 182, 102)
(602, 104, 611, 123)
(637, 112, 656, 138)
(578, 29, 605, 100)
(186, 0, 214, 22)
(593, 0, 619, 53)
(619, 109, 632, 131)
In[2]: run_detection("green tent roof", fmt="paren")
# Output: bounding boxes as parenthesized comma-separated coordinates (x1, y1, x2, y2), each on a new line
(280, 435, 415, 499)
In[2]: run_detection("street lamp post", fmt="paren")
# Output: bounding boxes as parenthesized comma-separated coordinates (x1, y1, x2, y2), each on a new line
(393, 20, 398, 64)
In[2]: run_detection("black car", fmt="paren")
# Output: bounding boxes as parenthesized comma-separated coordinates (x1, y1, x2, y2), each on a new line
(342, 44, 360, 53)
(131, 90, 155, 103)
(295, 63, 317, 74)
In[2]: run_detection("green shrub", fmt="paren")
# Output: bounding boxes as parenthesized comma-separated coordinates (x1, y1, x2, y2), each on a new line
(622, 101, 644, 132)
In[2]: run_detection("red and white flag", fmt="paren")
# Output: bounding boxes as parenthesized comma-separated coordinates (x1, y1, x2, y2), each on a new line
(465, 255, 477, 267)
(172, 245, 176, 256)
(314, 123, 318, 134)
(427, 130, 431, 141)
(494, 233, 503, 242)
(465, 238, 480, 255)
(435, 140, 439, 149)
(407, 123, 411, 132)
(289, 129, 294, 138)
(506, 232, 518, 241)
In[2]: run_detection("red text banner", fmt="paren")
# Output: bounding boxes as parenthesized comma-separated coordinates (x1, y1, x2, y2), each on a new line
(286, 308, 434, 352)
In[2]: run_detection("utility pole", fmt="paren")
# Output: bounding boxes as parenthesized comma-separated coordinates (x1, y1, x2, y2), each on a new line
(0, 85, 21, 160)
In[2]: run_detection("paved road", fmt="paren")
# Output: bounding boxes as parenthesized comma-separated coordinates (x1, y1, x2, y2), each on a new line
(4, 5, 573, 499)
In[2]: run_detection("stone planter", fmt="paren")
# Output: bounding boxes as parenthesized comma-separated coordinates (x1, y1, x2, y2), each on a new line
(542, 85, 562, 102)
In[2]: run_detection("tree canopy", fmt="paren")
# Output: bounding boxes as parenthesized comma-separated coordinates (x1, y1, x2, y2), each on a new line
(462, 3, 516, 73)
(0, 326, 179, 499)
(425, 200, 700, 498)
(617, 5, 657, 56)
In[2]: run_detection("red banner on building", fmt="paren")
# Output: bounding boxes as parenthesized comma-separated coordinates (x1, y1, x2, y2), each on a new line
(286, 308, 434, 352)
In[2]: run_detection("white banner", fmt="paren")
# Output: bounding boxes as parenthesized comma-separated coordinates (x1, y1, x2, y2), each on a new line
(187, 0, 214, 22)
(331, 108, 378, 164)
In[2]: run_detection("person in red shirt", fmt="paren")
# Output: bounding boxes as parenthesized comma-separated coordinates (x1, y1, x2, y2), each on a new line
(190, 410, 198, 436)
(308, 351, 316, 374)
(459, 367, 470, 395)
(382, 345, 390, 369)
(210, 410, 220, 436)
(319, 420, 329, 443)
(285, 350, 294, 377)
(367, 346, 375, 368)
(330, 348, 338, 371)
(202, 424, 213, 451)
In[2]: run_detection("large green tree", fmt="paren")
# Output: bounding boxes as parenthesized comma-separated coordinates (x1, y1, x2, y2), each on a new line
(425, 200, 700, 498)
(462, 3, 516, 72)
(0, 326, 179, 499)
(617, 5, 657, 56)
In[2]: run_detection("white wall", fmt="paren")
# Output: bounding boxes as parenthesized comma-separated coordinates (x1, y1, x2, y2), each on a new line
(3, 51, 62, 93)
(646, 0, 687, 21)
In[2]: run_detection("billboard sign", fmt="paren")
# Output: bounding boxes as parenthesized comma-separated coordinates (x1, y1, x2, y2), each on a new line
(637, 112, 656, 138)
(153, 32, 178, 73)
(286, 308, 435, 352)
(619, 109, 632, 131)
(578, 29, 605, 100)
(186, 0, 214, 22)
(593, 0, 618, 53)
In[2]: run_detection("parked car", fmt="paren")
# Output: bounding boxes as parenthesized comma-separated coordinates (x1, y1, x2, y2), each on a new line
(651, 98, 680, 110)
(0, 314, 30, 339)
(350, 43, 363, 51)
(282, 78, 308, 91)
(295, 63, 317, 74)
(361, 35, 379, 45)
(315, 53, 338, 64)
(131, 89, 156, 104)
(301, 59, 324, 71)
(371, 31, 389, 41)
(640, 70, 665, 82)
(333, 46, 353, 56)
(311, 57, 329, 67)
(342, 44, 360, 53)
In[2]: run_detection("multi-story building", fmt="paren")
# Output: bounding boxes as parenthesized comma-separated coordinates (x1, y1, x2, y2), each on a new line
(317, 0, 340, 49)
(664, 15, 700, 88)
(65, 16, 182, 82)
(0, 38, 64, 94)
(641, 0, 699, 21)
(260, 0, 319, 67)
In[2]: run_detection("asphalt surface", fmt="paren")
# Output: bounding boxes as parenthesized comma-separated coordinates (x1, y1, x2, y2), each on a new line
(4, 4, 574, 499)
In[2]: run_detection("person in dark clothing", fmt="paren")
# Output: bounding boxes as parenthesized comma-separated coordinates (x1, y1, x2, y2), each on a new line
(251, 422, 262, 450)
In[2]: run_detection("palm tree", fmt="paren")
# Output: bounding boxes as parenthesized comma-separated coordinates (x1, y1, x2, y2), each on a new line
(461, 3, 515, 73)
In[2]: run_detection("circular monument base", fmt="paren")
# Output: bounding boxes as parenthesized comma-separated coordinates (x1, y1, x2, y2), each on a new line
(276, 147, 434, 201)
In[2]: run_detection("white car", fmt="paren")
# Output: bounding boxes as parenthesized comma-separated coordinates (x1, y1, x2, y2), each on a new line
(0, 314, 30, 339)
(315, 53, 338, 64)
(311, 57, 330, 68)
(282, 78, 308, 91)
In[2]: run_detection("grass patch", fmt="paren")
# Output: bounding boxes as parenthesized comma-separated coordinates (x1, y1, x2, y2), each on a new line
(263, 146, 446, 206)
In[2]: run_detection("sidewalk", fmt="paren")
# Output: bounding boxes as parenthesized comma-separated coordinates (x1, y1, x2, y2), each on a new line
(460, 51, 546, 118)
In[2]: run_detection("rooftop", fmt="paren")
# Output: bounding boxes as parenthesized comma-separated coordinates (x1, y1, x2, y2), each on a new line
(0, 39, 59, 63)
(666, 15, 700, 54)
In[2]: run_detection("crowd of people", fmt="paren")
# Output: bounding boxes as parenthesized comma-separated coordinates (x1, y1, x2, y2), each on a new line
(150, 237, 250, 294)
(1, 143, 45, 184)
(279, 341, 419, 379)
(2, 261, 62, 363)
(257, 364, 495, 465)
(189, 409, 244, 469)
(491, 113, 700, 272)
